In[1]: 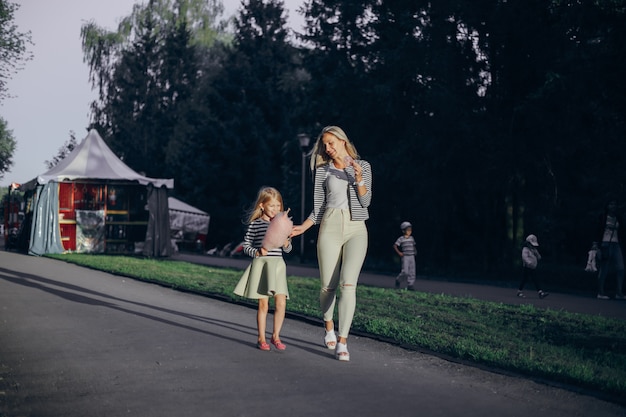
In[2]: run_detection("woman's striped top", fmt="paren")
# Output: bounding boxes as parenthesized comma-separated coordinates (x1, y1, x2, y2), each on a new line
(308, 159, 372, 225)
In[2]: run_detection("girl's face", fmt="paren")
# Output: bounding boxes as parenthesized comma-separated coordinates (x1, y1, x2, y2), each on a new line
(321, 133, 347, 160)
(260, 197, 281, 220)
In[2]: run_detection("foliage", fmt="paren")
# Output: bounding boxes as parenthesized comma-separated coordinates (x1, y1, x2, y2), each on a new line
(0, 116, 16, 179)
(0, 0, 33, 102)
(80, 0, 229, 177)
(77, 0, 626, 283)
(198, 0, 310, 245)
(48, 253, 626, 402)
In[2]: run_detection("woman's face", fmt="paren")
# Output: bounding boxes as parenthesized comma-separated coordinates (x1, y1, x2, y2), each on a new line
(321, 133, 347, 160)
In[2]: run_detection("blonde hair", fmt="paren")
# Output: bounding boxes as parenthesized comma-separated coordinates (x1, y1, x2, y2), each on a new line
(247, 186, 284, 223)
(309, 125, 360, 170)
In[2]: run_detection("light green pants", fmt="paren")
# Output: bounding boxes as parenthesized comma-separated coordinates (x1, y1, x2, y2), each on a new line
(317, 208, 368, 338)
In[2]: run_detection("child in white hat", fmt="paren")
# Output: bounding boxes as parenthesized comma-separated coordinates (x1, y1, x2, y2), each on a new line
(518, 234, 549, 299)
(393, 221, 417, 290)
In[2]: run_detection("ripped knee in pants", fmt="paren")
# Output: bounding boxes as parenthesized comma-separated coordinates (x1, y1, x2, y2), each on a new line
(321, 286, 336, 295)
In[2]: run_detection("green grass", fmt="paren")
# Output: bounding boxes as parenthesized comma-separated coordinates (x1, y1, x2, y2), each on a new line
(48, 253, 626, 402)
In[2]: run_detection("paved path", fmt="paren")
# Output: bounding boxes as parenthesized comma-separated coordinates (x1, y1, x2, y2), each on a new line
(0, 250, 624, 417)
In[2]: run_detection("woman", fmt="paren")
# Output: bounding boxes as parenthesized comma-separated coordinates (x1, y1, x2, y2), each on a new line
(597, 200, 625, 300)
(291, 126, 372, 361)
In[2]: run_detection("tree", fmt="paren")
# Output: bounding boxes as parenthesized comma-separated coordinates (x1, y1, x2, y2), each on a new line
(0, 116, 16, 180)
(197, 0, 310, 245)
(299, 0, 495, 267)
(81, 0, 227, 120)
(80, 0, 227, 178)
(0, 0, 33, 102)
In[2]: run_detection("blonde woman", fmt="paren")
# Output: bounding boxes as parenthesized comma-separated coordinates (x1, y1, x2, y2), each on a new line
(292, 126, 372, 361)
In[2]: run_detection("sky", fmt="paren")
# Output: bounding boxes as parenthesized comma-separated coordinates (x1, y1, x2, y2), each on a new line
(1, 0, 305, 188)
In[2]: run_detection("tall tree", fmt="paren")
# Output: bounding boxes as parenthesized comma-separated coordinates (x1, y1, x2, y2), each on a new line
(0, 116, 16, 179)
(200, 0, 309, 245)
(80, 0, 226, 177)
(0, 0, 32, 102)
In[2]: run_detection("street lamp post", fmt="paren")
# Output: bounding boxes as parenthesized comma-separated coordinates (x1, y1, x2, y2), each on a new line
(297, 133, 310, 262)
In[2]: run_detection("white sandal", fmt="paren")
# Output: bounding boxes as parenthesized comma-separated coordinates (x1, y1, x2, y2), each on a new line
(324, 330, 337, 350)
(335, 342, 350, 362)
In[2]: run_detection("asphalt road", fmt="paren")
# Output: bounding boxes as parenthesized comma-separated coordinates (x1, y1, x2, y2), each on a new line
(1, 250, 625, 417)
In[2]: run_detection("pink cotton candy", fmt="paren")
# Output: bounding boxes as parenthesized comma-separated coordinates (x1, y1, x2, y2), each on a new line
(344, 155, 354, 166)
(262, 211, 294, 250)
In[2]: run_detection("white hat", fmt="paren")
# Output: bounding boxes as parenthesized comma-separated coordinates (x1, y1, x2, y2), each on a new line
(526, 234, 539, 247)
(400, 221, 412, 231)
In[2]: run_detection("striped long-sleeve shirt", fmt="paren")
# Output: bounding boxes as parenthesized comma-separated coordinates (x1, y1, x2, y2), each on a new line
(394, 235, 416, 256)
(308, 160, 372, 225)
(242, 218, 293, 258)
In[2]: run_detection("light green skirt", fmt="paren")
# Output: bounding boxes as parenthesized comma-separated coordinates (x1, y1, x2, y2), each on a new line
(233, 256, 289, 299)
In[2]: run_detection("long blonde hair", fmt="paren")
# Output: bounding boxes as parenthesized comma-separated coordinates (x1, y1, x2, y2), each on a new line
(246, 186, 284, 223)
(309, 125, 360, 170)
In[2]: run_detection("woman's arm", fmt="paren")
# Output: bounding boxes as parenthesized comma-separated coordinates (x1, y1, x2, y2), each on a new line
(291, 218, 314, 237)
(354, 160, 372, 207)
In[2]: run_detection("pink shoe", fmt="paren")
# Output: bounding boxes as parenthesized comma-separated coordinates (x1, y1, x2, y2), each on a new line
(270, 338, 286, 351)
(257, 341, 271, 351)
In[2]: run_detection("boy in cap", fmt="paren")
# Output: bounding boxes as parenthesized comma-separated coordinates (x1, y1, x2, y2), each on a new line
(393, 221, 417, 290)
(518, 234, 549, 299)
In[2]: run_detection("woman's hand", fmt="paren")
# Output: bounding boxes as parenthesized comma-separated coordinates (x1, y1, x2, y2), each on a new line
(291, 219, 314, 238)
(352, 160, 363, 181)
(291, 225, 305, 237)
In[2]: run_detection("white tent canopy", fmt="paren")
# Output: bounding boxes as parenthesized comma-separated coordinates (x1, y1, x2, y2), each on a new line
(24, 129, 174, 257)
(23, 129, 173, 190)
(169, 197, 210, 236)
(169, 197, 208, 216)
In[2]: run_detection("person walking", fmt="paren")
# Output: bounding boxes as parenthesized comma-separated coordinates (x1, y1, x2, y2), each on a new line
(234, 187, 293, 351)
(596, 200, 625, 300)
(393, 221, 417, 290)
(517, 234, 549, 299)
(585, 241, 600, 273)
(291, 126, 372, 361)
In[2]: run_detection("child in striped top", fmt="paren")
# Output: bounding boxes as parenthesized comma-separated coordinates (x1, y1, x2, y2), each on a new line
(233, 187, 292, 351)
(393, 221, 417, 290)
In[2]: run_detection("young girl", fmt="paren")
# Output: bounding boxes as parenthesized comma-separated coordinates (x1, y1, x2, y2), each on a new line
(233, 187, 293, 351)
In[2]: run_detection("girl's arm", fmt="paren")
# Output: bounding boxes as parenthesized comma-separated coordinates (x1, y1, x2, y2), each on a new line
(242, 224, 258, 258)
